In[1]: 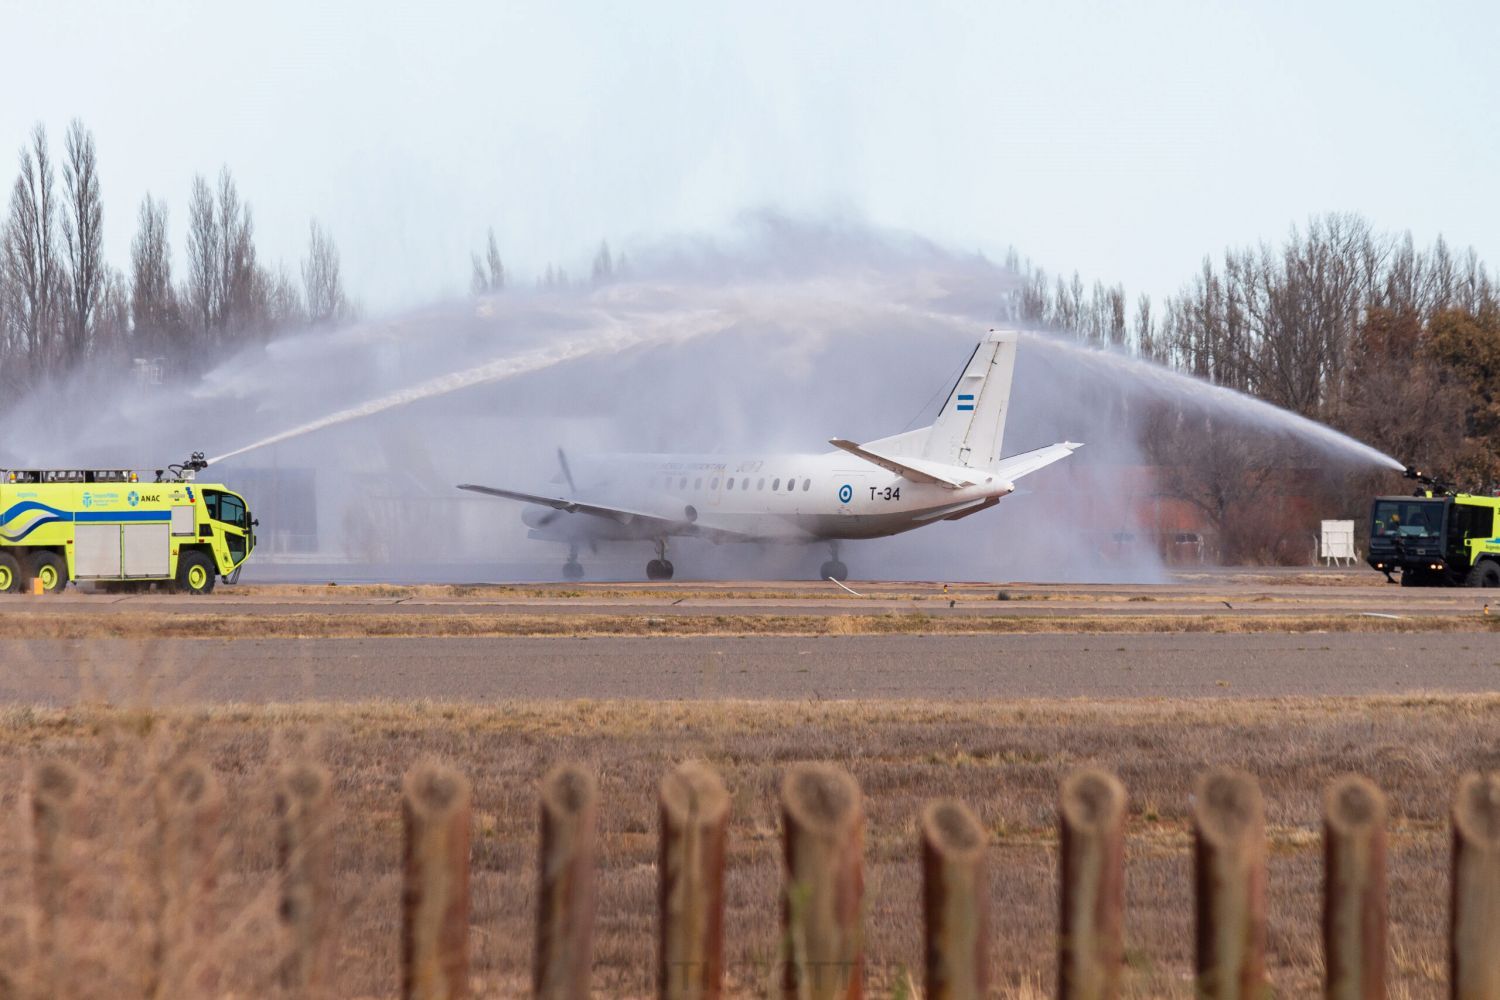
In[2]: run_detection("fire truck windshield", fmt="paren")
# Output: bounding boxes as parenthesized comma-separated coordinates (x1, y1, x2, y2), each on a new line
(1372, 499, 1442, 539)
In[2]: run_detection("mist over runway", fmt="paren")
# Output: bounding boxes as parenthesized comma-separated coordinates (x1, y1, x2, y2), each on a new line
(2, 218, 1406, 587)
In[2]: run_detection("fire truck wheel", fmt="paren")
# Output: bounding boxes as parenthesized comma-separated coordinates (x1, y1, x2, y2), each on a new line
(1465, 560, 1500, 588)
(0, 553, 21, 594)
(27, 551, 67, 594)
(177, 551, 217, 595)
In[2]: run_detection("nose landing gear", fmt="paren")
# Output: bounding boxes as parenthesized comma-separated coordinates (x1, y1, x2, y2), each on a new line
(645, 539, 675, 581)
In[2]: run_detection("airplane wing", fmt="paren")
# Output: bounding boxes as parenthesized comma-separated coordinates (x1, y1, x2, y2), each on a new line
(455, 484, 753, 541)
(992, 442, 1083, 482)
(827, 439, 972, 488)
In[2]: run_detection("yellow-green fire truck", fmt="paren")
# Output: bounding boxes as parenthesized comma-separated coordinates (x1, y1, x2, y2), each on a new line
(1368, 467, 1500, 587)
(0, 453, 254, 595)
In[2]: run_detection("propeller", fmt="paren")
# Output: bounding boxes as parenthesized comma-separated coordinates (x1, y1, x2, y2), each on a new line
(557, 447, 577, 494)
(534, 447, 579, 528)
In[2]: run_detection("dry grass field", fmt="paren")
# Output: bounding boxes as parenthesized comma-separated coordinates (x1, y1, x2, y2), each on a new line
(0, 694, 1494, 998)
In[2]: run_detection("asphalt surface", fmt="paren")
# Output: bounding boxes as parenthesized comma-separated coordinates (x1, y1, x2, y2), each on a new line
(5, 574, 1494, 619)
(2, 632, 1496, 704)
(3, 576, 1497, 703)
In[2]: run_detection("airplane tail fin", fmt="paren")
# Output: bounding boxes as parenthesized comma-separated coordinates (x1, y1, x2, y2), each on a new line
(878, 330, 1017, 469)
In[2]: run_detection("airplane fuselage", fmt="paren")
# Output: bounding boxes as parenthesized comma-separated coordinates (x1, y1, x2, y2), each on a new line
(461, 329, 1079, 580)
(523, 450, 1014, 544)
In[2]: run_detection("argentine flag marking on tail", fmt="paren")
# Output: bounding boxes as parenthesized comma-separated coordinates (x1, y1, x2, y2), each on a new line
(956, 393, 975, 412)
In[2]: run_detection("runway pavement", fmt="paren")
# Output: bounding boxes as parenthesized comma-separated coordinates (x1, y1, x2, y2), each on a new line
(2, 631, 1495, 704)
(2, 576, 1496, 704)
(3, 573, 1493, 620)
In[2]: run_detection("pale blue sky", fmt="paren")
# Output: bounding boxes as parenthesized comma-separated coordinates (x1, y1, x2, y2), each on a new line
(2, 1, 1496, 312)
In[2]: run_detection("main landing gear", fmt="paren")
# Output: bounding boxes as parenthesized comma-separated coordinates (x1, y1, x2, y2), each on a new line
(646, 539, 675, 581)
(819, 542, 849, 582)
(562, 544, 585, 582)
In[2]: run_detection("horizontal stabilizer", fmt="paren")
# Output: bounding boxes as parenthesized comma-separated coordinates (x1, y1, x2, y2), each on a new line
(827, 439, 972, 488)
(992, 442, 1083, 482)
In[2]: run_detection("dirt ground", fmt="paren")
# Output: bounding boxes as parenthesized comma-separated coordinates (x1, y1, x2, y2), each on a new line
(0, 696, 1494, 998)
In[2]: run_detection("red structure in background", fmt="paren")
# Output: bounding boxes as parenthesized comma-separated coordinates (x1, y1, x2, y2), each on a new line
(1019, 461, 1324, 567)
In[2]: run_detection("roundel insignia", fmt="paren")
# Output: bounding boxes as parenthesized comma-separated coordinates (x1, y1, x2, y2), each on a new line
(838, 484, 853, 504)
(128, 491, 140, 507)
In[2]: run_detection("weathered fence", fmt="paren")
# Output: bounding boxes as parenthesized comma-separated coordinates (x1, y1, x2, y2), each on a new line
(23, 757, 1500, 998)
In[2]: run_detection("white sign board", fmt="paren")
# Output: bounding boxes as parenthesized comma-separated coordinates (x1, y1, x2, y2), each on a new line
(1321, 519, 1357, 565)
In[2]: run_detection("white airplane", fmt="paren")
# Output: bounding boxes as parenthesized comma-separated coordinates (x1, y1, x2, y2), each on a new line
(458, 329, 1081, 581)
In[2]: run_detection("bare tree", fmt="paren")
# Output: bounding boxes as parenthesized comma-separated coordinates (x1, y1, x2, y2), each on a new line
(2, 124, 62, 375)
(591, 240, 613, 285)
(1133, 294, 1159, 360)
(130, 193, 182, 361)
(264, 263, 304, 329)
(470, 226, 504, 294)
(217, 167, 262, 341)
(302, 220, 347, 325)
(92, 267, 130, 363)
(0, 226, 14, 387)
(60, 119, 103, 367)
(184, 173, 219, 351)
(1146, 408, 1286, 562)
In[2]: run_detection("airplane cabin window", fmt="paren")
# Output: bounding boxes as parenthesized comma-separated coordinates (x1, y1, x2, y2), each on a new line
(772, 478, 780, 491)
(695, 478, 702, 490)
(757, 478, 765, 490)
(802, 479, 811, 491)
(678, 477, 687, 490)
(727, 478, 735, 490)
(710, 478, 719, 489)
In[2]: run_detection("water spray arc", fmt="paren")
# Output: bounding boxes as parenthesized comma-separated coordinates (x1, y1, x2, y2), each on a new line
(209, 313, 724, 466)
(1016, 332, 1405, 472)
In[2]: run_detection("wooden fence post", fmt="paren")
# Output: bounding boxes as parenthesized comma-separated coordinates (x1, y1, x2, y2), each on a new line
(780, 762, 864, 1000)
(536, 764, 598, 1000)
(31, 758, 81, 993)
(1451, 771, 1500, 1000)
(151, 756, 224, 1000)
(659, 762, 730, 1000)
(921, 798, 988, 1000)
(1058, 768, 1127, 1000)
(1323, 775, 1386, 1000)
(402, 762, 472, 1000)
(1192, 768, 1267, 1000)
(276, 760, 334, 997)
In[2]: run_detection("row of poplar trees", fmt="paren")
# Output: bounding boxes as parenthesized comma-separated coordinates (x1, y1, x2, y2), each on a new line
(0, 120, 352, 395)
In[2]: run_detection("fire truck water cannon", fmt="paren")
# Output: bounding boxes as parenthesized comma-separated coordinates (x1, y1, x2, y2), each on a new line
(1403, 465, 1456, 496)
(158, 452, 210, 483)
